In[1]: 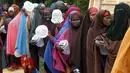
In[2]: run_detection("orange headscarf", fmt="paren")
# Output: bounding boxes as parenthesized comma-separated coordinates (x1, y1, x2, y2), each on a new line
(11, 4, 19, 15)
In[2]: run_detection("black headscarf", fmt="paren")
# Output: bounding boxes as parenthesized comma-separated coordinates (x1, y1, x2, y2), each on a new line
(106, 3, 130, 40)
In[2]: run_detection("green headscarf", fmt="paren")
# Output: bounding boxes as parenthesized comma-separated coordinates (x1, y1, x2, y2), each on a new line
(29, 3, 45, 40)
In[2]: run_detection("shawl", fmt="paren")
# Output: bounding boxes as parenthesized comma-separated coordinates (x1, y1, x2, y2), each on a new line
(15, 12, 28, 56)
(6, 11, 22, 55)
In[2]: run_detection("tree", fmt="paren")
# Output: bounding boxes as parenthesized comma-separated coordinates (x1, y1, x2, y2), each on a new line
(45, 0, 90, 14)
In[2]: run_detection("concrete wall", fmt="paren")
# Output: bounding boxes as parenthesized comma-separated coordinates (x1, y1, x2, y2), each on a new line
(89, 0, 130, 14)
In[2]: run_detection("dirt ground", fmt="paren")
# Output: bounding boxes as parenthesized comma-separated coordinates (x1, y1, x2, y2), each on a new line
(3, 68, 24, 73)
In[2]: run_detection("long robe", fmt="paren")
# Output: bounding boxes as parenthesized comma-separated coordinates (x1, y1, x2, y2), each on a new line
(0, 35, 3, 73)
(94, 34, 121, 73)
(111, 27, 130, 73)
(86, 10, 109, 73)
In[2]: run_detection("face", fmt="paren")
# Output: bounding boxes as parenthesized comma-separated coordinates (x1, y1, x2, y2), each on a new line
(2, 12, 6, 17)
(70, 14, 81, 28)
(40, 8, 44, 14)
(3, 4, 8, 10)
(9, 11, 14, 16)
(44, 11, 52, 20)
(103, 16, 111, 26)
(89, 12, 97, 22)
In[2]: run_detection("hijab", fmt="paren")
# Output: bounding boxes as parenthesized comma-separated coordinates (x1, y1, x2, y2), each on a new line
(60, 7, 80, 28)
(29, 3, 45, 40)
(106, 3, 130, 41)
(73, 7, 98, 73)
(54, 1, 65, 9)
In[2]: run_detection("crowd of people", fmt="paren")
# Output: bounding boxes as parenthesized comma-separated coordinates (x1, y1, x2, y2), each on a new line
(0, 0, 130, 73)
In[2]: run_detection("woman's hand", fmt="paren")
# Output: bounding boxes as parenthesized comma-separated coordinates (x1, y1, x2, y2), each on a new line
(22, 8, 30, 16)
(95, 40, 105, 46)
(56, 44, 63, 51)
(73, 68, 80, 73)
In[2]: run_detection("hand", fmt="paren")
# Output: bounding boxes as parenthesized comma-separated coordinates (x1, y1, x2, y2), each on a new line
(48, 31, 52, 37)
(95, 40, 104, 46)
(73, 69, 80, 73)
(56, 44, 63, 51)
(22, 8, 30, 16)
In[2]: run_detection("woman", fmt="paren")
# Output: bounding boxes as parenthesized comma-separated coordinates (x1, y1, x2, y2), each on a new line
(1, 18, 12, 69)
(6, 7, 21, 71)
(53, 11, 82, 73)
(74, 7, 98, 73)
(86, 10, 111, 73)
(43, 9, 64, 73)
(29, 3, 45, 71)
(40, 8, 55, 73)
(0, 31, 3, 73)
(95, 3, 130, 73)
(44, 7, 80, 73)
(0, 18, 9, 73)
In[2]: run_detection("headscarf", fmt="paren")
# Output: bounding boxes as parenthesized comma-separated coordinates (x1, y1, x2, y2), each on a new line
(73, 7, 98, 73)
(29, 3, 45, 40)
(59, 5, 68, 13)
(106, 3, 130, 41)
(54, 1, 65, 9)
(11, 4, 19, 15)
(60, 7, 80, 28)
(86, 10, 110, 73)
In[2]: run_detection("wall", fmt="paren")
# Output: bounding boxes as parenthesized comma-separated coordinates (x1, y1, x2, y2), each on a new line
(89, 0, 130, 14)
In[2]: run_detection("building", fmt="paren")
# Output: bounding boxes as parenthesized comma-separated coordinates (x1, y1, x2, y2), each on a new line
(89, 0, 130, 14)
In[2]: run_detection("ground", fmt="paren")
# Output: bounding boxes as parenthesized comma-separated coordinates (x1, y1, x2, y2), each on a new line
(3, 68, 24, 73)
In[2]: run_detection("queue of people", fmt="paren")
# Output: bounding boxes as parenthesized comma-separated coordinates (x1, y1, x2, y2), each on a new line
(0, 0, 130, 73)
